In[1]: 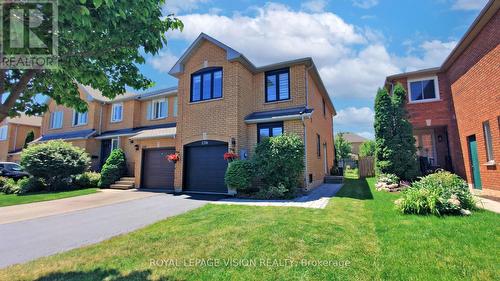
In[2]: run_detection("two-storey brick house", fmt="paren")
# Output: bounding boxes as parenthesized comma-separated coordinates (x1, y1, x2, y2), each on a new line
(169, 34, 335, 193)
(0, 114, 41, 162)
(39, 34, 336, 194)
(386, 0, 499, 197)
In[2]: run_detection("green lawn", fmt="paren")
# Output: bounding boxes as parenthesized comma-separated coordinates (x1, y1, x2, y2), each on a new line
(0, 188, 99, 207)
(1, 179, 498, 281)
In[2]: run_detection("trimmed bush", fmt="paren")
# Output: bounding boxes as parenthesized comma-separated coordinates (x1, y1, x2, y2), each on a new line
(21, 140, 90, 191)
(74, 172, 101, 188)
(253, 133, 304, 197)
(0, 177, 21, 194)
(395, 171, 476, 216)
(255, 183, 288, 199)
(99, 149, 127, 188)
(18, 177, 45, 193)
(225, 160, 254, 191)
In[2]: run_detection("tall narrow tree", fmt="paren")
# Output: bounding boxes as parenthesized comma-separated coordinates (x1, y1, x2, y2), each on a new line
(390, 84, 420, 179)
(374, 87, 393, 174)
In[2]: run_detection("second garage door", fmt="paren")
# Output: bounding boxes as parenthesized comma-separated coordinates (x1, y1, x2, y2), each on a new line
(141, 148, 175, 190)
(184, 141, 228, 194)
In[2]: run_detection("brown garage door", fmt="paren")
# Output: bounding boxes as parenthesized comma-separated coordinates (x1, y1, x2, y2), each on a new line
(141, 147, 175, 190)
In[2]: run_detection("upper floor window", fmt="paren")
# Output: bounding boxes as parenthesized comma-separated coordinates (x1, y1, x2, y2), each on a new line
(191, 67, 223, 102)
(72, 111, 88, 126)
(408, 77, 439, 103)
(173, 96, 178, 117)
(111, 103, 123, 122)
(483, 121, 494, 162)
(265, 68, 290, 102)
(317, 134, 321, 158)
(147, 98, 168, 120)
(0, 125, 7, 140)
(50, 111, 63, 129)
(322, 99, 326, 117)
(257, 122, 283, 142)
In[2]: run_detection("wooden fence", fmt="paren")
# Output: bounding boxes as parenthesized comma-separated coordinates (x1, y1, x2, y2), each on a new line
(359, 156, 375, 178)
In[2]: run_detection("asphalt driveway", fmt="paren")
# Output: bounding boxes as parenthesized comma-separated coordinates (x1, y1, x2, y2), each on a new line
(0, 192, 222, 269)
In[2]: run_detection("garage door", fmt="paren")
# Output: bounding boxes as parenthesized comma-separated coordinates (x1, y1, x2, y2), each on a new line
(184, 141, 228, 194)
(141, 148, 175, 190)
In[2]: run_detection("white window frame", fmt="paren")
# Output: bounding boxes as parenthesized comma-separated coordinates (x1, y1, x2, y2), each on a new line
(111, 137, 119, 150)
(50, 111, 63, 129)
(0, 125, 8, 141)
(149, 98, 168, 120)
(173, 96, 178, 117)
(72, 110, 88, 127)
(483, 121, 494, 162)
(111, 102, 123, 123)
(407, 76, 440, 104)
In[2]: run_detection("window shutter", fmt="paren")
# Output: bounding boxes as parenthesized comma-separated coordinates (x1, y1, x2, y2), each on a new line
(163, 99, 168, 117)
(147, 102, 152, 120)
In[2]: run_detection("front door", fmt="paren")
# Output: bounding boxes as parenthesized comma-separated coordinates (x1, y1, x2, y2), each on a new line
(100, 139, 112, 169)
(467, 135, 482, 189)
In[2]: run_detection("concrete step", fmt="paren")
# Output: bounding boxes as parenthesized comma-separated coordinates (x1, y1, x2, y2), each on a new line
(115, 180, 135, 185)
(110, 184, 134, 190)
(324, 176, 344, 184)
(120, 177, 135, 181)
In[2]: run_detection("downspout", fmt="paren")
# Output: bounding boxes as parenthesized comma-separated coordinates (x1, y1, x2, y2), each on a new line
(302, 65, 314, 189)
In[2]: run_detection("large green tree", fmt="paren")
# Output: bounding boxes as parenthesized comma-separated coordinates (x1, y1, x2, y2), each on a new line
(359, 140, 376, 157)
(335, 132, 352, 160)
(390, 84, 419, 179)
(374, 87, 393, 173)
(0, 0, 183, 121)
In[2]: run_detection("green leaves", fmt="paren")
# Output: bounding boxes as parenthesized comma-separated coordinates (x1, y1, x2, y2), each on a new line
(93, 0, 103, 9)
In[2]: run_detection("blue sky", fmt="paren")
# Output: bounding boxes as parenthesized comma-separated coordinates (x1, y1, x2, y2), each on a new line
(137, 0, 487, 139)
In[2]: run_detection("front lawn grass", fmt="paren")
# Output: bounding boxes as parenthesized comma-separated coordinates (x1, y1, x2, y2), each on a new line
(1, 179, 498, 281)
(0, 188, 99, 207)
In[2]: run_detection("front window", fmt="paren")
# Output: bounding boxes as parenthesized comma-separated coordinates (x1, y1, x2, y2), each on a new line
(50, 111, 63, 129)
(73, 111, 88, 126)
(111, 103, 123, 122)
(173, 96, 178, 117)
(111, 138, 119, 150)
(190, 67, 223, 102)
(483, 121, 494, 162)
(0, 125, 7, 140)
(408, 77, 439, 102)
(265, 68, 290, 102)
(147, 98, 168, 120)
(257, 122, 283, 142)
(317, 134, 321, 157)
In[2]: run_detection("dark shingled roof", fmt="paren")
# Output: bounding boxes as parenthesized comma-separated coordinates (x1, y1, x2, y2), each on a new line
(39, 129, 96, 141)
(245, 106, 313, 122)
(96, 123, 176, 138)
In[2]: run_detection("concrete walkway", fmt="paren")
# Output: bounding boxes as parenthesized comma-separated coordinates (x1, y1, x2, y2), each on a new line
(476, 196, 500, 214)
(0, 192, 221, 268)
(212, 183, 343, 209)
(0, 189, 159, 224)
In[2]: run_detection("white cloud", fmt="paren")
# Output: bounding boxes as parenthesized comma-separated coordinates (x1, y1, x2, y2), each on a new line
(352, 0, 379, 9)
(396, 40, 457, 72)
(301, 0, 328, 13)
(334, 107, 374, 127)
(163, 0, 209, 14)
(451, 0, 488, 11)
(149, 51, 179, 73)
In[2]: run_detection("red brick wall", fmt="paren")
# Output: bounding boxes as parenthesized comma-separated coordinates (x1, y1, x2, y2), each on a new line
(387, 74, 465, 178)
(446, 10, 500, 192)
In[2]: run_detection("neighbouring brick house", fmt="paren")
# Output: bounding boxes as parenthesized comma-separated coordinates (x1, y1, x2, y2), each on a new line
(386, 0, 499, 197)
(0, 114, 41, 163)
(38, 33, 336, 194)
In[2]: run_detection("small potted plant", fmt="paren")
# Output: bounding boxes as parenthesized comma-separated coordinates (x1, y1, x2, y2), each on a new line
(224, 152, 239, 162)
(166, 152, 180, 164)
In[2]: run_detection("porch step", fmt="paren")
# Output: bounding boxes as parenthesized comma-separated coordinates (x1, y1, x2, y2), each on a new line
(109, 177, 135, 190)
(324, 176, 344, 184)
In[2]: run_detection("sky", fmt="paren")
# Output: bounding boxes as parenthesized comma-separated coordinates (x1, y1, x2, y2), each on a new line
(137, 0, 488, 139)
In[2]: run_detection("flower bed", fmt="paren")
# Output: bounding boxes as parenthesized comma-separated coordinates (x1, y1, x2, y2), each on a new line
(375, 174, 408, 192)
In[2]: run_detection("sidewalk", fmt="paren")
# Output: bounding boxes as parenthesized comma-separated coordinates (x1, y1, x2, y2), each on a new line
(476, 196, 500, 214)
(212, 183, 343, 209)
(0, 189, 159, 224)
